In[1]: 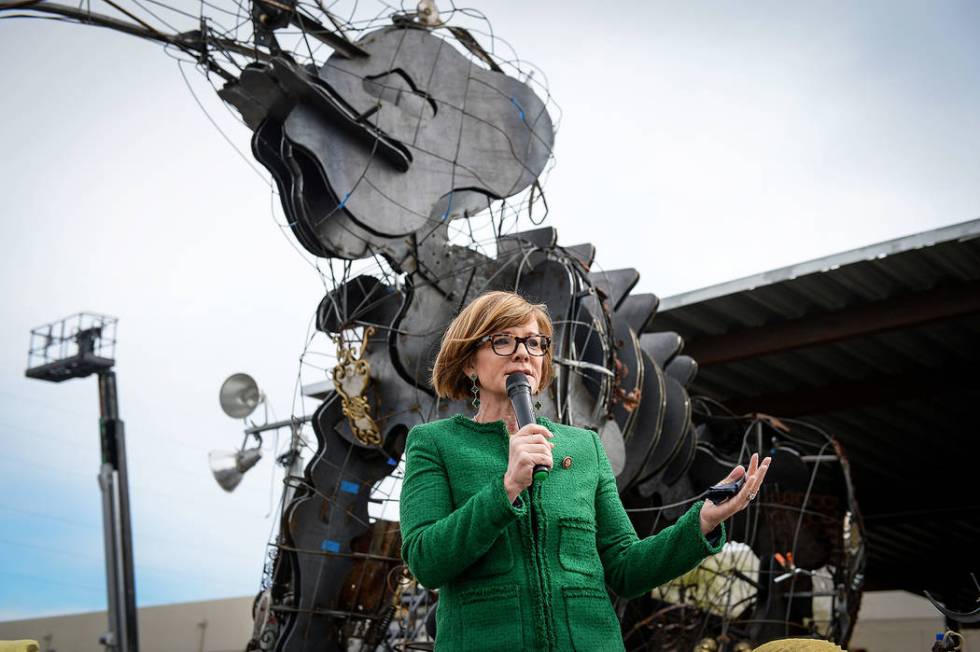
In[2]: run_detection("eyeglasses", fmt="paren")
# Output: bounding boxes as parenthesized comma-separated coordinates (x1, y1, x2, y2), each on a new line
(479, 333, 551, 357)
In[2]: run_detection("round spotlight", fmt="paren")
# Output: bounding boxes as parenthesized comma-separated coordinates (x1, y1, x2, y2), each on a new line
(219, 373, 264, 419)
(208, 448, 262, 492)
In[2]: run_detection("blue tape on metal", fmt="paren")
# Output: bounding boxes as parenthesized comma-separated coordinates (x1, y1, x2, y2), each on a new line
(340, 480, 360, 494)
(510, 97, 526, 121)
(321, 539, 340, 553)
(387, 457, 398, 466)
(442, 191, 454, 220)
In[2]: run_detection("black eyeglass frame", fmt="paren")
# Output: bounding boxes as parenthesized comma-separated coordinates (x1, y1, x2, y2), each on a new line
(478, 333, 551, 357)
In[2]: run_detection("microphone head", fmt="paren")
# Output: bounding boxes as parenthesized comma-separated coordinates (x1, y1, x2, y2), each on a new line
(506, 372, 531, 397)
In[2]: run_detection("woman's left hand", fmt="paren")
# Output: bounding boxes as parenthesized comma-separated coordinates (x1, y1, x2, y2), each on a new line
(699, 452, 772, 535)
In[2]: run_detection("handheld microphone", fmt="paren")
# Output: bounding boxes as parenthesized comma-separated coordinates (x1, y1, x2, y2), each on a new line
(506, 372, 549, 483)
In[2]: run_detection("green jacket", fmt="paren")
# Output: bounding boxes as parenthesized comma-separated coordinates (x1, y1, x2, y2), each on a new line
(399, 415, 725, 651)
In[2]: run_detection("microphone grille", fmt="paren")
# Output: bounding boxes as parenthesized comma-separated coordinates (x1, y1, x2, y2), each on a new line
(506, 372, 531, 395)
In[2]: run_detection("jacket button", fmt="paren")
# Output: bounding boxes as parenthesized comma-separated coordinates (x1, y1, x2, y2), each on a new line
(562, 456, 572, 469)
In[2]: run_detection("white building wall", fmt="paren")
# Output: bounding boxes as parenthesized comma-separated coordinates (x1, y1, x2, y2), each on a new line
(847, 590, 979, 652)
(0, 591, 977, 651)
(0, 596, 253, 652)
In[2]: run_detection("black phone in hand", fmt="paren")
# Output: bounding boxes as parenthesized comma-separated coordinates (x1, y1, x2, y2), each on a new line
(706, 477, 745, 504)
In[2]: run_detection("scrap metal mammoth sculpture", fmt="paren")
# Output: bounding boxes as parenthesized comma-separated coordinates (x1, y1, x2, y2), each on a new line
(216, 17, 865, 652)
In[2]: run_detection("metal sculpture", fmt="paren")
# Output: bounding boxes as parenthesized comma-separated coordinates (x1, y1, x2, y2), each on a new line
(2, 2, 865, 650)
(225, 21, 865, 647)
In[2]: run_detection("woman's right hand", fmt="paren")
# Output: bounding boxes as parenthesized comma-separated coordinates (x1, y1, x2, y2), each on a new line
(503, 424, 554, 502)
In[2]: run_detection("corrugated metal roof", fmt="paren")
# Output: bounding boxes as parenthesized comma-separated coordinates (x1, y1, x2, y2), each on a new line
(657, 218, 980, 612)
(662, 218, 980, 312)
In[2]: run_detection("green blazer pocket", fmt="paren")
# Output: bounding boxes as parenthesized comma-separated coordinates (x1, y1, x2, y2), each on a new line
(558, 517, 600, 576)
(562, 585, 621, 652)
(458, 584, 524, 650)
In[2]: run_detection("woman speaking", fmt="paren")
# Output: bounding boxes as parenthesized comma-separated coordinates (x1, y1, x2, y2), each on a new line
(399, 291, 771, 651)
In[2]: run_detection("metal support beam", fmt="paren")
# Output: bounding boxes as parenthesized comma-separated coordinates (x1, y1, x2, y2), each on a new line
(244, 414, 312, 436)
(685, 280, 980, 367)
(97, 371, 139, 652)
(724, 362, 978, 417)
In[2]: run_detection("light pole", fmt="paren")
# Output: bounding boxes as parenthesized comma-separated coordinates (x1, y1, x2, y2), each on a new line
(25, 313, 139, 652)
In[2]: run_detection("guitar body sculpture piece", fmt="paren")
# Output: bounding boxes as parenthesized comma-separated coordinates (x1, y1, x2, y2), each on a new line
(223, 23, 554, 261)
(312, 25, 554, 235)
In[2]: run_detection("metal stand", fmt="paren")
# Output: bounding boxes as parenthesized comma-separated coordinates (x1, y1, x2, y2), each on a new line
(279, 420, 307, 507)
(97, 371, 140, 652)
(244, 415, 311, 506)
(241, 415, 309, 650)
(25, 313, 138, 651)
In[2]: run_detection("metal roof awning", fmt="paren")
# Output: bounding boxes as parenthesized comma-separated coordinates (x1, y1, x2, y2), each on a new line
(657, 218, 980, 613)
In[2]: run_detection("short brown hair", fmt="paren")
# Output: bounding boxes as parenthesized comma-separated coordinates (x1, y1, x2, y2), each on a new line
(431, 291, 554, 400)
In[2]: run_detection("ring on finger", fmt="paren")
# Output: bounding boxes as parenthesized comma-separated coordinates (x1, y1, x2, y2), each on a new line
(748, 491, 757, 501)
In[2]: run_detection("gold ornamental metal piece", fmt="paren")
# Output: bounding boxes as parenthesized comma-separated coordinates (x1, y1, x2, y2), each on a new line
(332, 327, 382, 446)
(696, 639, 718, 652)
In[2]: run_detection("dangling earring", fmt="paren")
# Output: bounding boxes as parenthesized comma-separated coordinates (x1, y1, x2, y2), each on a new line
(534, 399, 542, 411)
(470, 374, 480, 409)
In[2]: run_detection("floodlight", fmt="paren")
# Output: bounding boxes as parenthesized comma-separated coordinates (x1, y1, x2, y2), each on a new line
(209, 447, 262, 492)
(214, 373, 311, 501)
(219, 373, 264, 419)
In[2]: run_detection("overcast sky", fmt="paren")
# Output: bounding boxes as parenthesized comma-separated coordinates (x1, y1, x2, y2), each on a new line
(1, 0, 979, 624)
